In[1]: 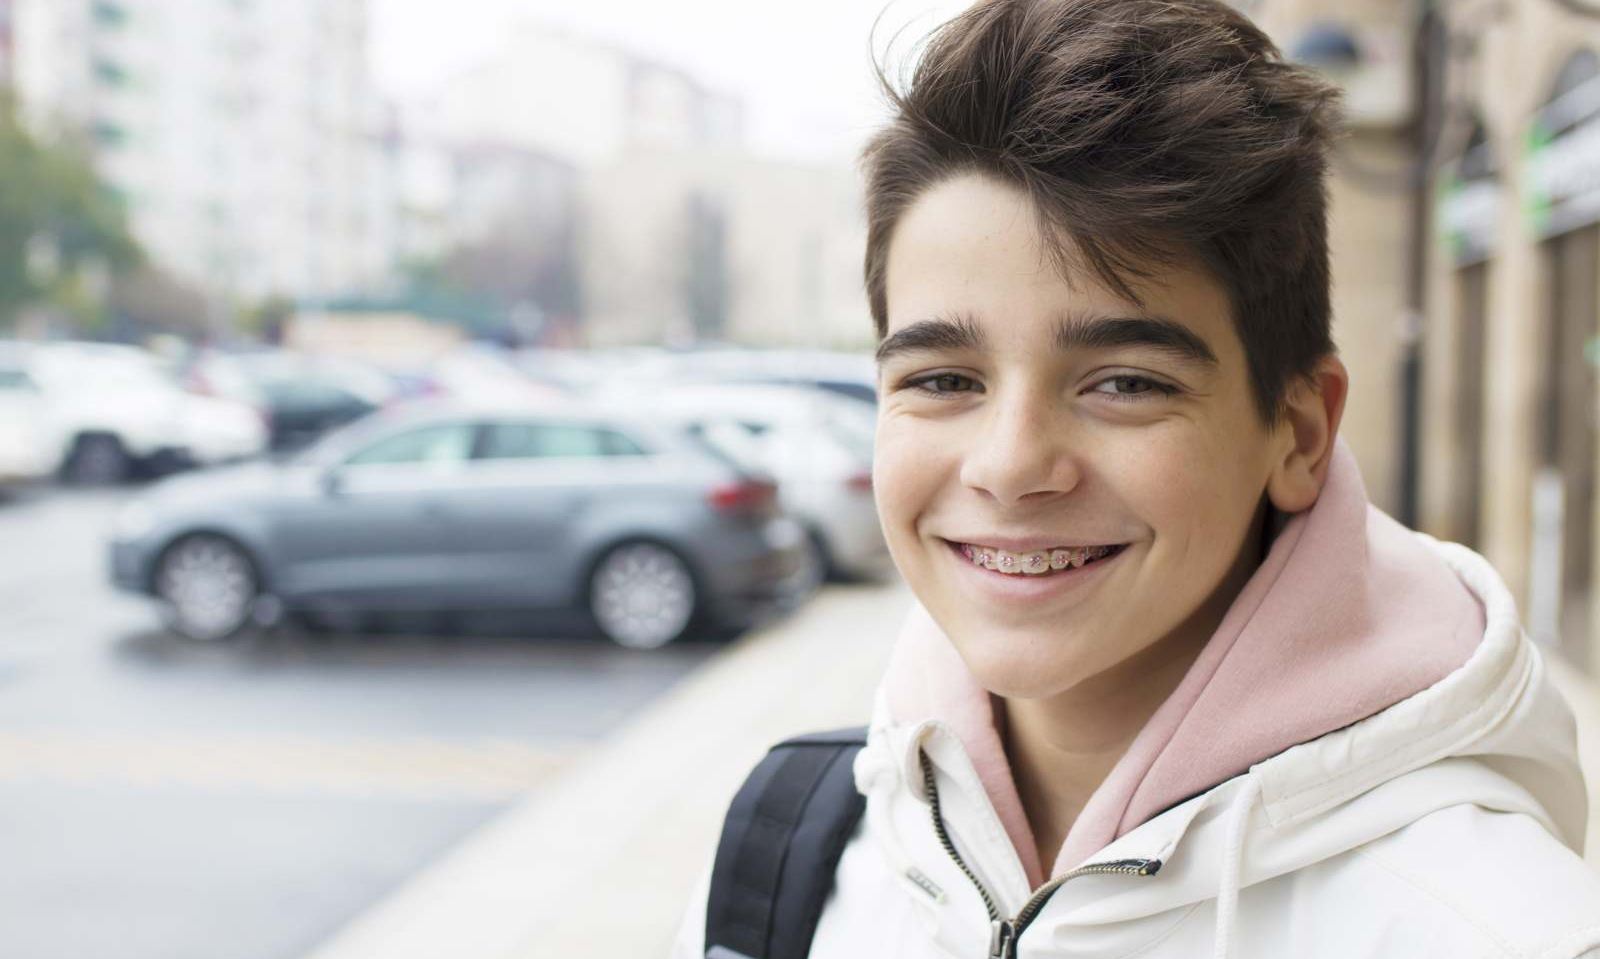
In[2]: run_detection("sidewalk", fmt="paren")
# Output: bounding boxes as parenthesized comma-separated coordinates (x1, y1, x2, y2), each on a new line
(1549, 656, 1600, 863)
(301, 579, 911, 959)
(303, 582, 1600, 959)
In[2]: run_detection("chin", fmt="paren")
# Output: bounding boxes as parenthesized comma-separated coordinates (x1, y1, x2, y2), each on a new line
(945, 620, 1100, 700)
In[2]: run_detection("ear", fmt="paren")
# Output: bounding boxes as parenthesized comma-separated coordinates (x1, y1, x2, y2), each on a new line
(1265, 354, 1349, 514)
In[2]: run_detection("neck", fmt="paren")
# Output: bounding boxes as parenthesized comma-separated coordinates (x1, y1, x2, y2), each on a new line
(1001, 499, 1270, 879)
(1001, 621, 1211, 878)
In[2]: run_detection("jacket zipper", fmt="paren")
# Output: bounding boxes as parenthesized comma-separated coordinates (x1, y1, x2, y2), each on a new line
(918, 751, 1161, 959)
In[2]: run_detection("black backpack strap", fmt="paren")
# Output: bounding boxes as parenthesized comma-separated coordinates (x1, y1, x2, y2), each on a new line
(704, 726, 869, 959)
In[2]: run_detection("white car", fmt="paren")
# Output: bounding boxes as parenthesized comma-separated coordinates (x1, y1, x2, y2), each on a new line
(26, 342, 268, 483)
(630, 382, 891, 587)
(594, 348, 879, 407)
(0, 345, 68, 488)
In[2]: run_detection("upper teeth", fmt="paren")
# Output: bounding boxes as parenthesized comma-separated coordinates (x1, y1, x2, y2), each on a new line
(963, 543, 1116, 575)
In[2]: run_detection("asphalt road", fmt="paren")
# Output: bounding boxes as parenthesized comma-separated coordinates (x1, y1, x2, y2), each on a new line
(0, 482, 724, 959)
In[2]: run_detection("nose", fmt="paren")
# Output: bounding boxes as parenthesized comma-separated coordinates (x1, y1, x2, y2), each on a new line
(957, 383, 1082, 506)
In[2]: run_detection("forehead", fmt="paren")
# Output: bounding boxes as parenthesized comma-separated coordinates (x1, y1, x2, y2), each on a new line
(882, 174, 1239, 359)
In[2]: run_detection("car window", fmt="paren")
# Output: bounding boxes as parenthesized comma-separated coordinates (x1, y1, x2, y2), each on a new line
(602, 430, 648, 456)
(343, 422, 475, 466)
(260, 377, 366, 409)
(477, 422, 647, 460)
(0, 368, 37, 392)
(686, 419, 768, 473)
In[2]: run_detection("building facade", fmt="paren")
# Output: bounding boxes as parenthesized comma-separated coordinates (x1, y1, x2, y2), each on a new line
(400, 21, 743, 170)
(1418, 0, 1600, 677)
(11, 0, 393, 309)
(395, 21, 870, 349)
(580, 146, 869, 350)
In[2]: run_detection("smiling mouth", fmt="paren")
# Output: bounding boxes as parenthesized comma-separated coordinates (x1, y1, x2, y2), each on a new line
(948, 540, 1130, 576)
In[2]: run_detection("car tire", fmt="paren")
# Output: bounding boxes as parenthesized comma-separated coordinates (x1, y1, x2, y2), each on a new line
(62, 433, 131, 485)
(586, 540, 699, 650)
(792, 526, 830, 597)
(153, 533, 261, 642)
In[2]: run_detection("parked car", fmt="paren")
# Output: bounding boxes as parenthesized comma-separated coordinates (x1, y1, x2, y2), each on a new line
(27, 342, 268, 483)
(108, 397, 810, 649)
(426, 344, 569, 405)
(181, 349, 399, 452)
(574, 348, 879, 407)
(662, 349, 878, 406)
(0, 344, 68, 490)
(622, 382, 891, 588)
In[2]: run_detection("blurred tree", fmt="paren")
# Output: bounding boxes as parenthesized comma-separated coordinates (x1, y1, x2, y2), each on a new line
(0, 95, 142, 332)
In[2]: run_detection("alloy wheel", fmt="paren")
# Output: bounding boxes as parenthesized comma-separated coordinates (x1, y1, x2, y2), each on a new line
(588, 542, 697, 650)
(155, 534, 259, 641)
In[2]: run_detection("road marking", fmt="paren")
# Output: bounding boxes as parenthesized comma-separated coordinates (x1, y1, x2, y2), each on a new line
(0, 729, 575, 801)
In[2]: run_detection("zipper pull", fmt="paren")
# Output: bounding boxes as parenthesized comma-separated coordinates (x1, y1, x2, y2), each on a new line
(987, 918, 1016, 959)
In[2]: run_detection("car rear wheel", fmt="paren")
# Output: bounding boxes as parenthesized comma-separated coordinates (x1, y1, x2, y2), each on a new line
(154, 534, 260, 642)
(63, 433, 130, 485)
(790, 527, 829, 598)
(587, 541, 698, 650)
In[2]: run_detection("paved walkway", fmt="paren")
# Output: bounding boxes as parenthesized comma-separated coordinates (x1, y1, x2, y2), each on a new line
(301, 580, 907, 959)
(302, 581, 1600, 959)
(1549, 657, 1600, 861)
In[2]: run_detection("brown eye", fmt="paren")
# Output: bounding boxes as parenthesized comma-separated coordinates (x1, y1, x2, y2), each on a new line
(905, 372, 979, 397)
(1089, 374, 1177, 403)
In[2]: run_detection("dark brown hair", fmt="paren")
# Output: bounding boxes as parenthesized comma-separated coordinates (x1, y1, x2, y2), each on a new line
(861, 0, 1342, 420)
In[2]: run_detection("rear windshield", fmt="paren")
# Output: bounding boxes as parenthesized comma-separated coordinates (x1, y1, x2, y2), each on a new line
(681, 419, 768, 476)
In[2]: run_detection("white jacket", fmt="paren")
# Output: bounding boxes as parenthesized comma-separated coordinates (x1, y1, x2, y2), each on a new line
(675, 537, 1600, 958)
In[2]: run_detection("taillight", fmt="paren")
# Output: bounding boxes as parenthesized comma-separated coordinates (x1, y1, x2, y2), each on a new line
(846, 470, 872, 493)
(709, 477, 778, 515)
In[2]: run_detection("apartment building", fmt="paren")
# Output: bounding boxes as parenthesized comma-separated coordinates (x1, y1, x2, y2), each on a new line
(11, 0, 393, 306)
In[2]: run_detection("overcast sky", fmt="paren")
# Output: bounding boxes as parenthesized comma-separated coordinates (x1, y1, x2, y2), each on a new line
(370, 0, 970, 164)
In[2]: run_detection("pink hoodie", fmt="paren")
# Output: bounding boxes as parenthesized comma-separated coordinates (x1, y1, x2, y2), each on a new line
(883, 438, 1487, 887)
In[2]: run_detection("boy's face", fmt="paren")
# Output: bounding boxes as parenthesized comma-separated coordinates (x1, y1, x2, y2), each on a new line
(875, 174, 1290, 700)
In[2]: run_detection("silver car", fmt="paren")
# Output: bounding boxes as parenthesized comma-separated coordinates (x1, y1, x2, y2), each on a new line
(632, 383, 891, 588)
(108, 397, 809, 649)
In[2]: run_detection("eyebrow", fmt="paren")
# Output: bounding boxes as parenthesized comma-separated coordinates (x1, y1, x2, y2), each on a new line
(874, 311, 1219, 369)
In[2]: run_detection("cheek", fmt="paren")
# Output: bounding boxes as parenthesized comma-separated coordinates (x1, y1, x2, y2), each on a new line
(871, 422, 942, 532)
(1105, 433, 1257, 548)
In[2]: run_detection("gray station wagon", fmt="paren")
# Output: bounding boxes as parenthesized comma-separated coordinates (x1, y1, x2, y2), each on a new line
(108, 397, 810, 649)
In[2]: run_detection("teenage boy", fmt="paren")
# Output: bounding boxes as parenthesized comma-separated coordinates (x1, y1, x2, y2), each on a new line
(677, 1, 1600, 956)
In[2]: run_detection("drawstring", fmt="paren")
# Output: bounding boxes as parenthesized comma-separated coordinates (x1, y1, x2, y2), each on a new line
(1212, 776, 1262, 959)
